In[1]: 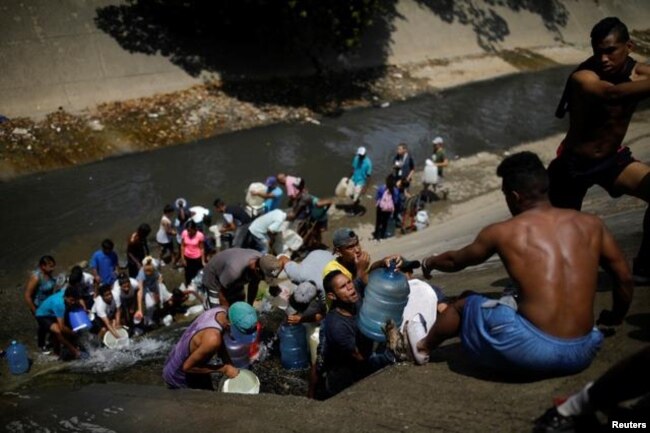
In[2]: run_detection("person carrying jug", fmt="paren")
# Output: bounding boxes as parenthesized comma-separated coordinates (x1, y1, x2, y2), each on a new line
(315, 270, 401, 399)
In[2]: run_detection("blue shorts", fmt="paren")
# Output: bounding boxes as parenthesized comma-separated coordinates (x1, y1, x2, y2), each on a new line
(461, 295, 603, 375)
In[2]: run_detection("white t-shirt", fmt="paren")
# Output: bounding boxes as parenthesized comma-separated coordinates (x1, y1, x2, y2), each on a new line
(111, 278, 138, 305)
(248, 209, 286, 240)
(92, 295, 118, 319)
(80, 272, 95, 299)
(156, 214, 173, 244)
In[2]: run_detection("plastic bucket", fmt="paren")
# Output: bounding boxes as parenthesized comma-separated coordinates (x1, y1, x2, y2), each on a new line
(103, 327, 130, 349)
(220, 369, 260, 394)
(68, 309, 92, 332)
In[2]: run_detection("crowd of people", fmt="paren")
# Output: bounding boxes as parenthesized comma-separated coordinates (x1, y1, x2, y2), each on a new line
(23, 131, 449, 360)
(18, 16, 650, 431)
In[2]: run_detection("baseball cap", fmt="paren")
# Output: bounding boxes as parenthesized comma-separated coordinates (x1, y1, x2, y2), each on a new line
(228, 302, 258, 344)
(293, 281, 317, 303)
(265, 176, 278, 187)
(286, 281, 317, 315)
(432, 136, 444, 145)
(357, 146, 367, 156)
(332, 228, 359, 249)
(175, 197, 188, 208)
(258, 254, 283, 283)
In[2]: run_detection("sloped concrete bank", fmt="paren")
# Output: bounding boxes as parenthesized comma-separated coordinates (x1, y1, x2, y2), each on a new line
(1, 0, 649, 179)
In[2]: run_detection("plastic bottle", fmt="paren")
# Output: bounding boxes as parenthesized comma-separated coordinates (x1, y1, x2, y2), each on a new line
(278, 323, 309, 370)
(223, 330, 251, 369)
(6, 341, 30, 375)
(358, 262, 410, 342)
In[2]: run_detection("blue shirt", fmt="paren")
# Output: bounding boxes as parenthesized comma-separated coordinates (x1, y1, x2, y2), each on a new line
(351, 155, 372, 186)
(263, 186, 283, 212)
(35, 290, 66, 318)
(90, 249, 118, 285)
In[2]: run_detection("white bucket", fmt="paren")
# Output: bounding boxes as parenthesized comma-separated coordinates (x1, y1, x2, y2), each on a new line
(220, 369, 260, 394)
(184, 304, 205, 317)
(103, 327, 130, 349)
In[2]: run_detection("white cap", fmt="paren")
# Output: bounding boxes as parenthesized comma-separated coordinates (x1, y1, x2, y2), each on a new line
(432, 136, 444, 145)
(357, 146, 367, 156)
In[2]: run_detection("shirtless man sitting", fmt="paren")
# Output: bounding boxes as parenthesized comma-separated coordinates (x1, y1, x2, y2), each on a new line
(408, 152, 633, 376)
(549, 17, 650, 282)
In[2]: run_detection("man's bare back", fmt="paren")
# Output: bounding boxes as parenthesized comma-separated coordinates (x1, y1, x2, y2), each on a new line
(413, 151, 633, 373)
(487, 204, 611, 338)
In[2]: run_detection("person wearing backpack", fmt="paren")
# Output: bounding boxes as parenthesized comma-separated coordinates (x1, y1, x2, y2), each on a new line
(373, 174, 400, 240)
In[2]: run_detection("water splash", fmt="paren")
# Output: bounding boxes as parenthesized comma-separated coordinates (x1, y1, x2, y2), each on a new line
(68, 337, 171, 373)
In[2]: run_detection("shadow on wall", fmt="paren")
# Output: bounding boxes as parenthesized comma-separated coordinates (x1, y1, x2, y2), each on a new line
(94, 0, 568, 111)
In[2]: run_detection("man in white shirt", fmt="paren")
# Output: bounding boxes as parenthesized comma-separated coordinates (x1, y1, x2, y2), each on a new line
(91, 284, 122, 340)
(247, 209, 287, 254)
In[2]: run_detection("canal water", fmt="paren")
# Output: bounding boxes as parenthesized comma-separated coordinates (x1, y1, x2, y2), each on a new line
(1, 66, 579, 371)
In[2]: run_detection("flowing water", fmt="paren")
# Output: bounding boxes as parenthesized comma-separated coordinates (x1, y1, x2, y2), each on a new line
(0, 65, 615, 387)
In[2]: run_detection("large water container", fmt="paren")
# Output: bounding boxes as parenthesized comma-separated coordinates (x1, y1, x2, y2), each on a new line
(6, 341, 30, 375)
(278, 323, 309, 370)
(223, 330, 251, 369)
(68, 308, 92, 332)
(358, 263, 410, 342)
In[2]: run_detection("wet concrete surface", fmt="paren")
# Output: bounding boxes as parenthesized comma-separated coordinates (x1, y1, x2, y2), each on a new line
(2, 200, 648, 433)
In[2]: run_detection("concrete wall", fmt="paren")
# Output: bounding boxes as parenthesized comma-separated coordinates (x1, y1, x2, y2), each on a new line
(1, 0, 649, 118)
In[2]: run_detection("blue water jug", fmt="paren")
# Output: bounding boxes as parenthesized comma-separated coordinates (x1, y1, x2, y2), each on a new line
(68, 308, 92, 332)
(278, 323, 309, 370)
(358, 262, 410, 342)
(224, 330, 251, 369)
(6, 341, 30, 375)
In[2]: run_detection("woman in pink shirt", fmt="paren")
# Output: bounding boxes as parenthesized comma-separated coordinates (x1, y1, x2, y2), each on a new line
(180, 221, 206, 286)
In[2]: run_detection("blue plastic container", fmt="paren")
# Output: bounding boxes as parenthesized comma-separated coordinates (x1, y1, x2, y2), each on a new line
(224, 330, 251, 369)
(278, 323, 309, 370)
(6, 341, 29, 375)
(358, 263, 410, 342)
(68, 308, 92, 332)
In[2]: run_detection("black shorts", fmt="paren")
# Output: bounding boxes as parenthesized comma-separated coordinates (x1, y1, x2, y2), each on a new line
(37, 316, 57, 334)
(548, 146, 635, 210)
(157, 241, 174, 256)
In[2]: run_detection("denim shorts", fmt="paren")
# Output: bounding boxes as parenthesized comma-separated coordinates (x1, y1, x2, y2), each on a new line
(461, 295, 603, 375)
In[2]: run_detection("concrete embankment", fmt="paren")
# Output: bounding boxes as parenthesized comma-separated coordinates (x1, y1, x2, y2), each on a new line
(2, 116, 649, 432)
(2, 0, 649, 119)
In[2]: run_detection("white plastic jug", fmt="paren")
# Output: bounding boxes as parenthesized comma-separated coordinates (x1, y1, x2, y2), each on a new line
(423, 159, 439, 185)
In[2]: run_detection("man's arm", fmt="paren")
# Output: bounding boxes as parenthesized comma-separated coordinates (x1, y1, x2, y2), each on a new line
(90, 255, 101, 284)
(182, 331, 238, 378)
(597, 224, 634, 326)
(422, 225, 498, 277)
(573, 65, 650, 102)
(136, 280, 145, 318)
(24, 274, 39, 314)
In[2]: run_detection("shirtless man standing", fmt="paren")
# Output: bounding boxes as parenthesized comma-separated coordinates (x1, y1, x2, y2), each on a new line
(549, 17, 650, 281)
(408, 152, 633, 376)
